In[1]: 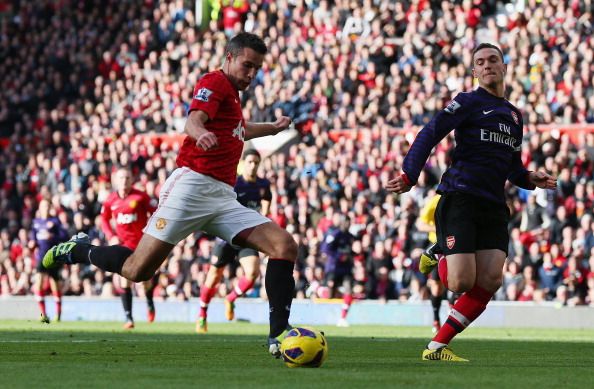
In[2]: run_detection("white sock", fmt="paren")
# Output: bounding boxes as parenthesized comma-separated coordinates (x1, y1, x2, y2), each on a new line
(428, 341, 447, 350)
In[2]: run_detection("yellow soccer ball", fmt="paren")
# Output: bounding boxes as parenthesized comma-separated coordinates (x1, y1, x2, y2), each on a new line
(280, 327, 328, 368)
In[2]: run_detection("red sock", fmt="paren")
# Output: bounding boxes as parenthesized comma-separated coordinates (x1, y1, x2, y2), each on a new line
(433, 284, 493, 345)
(36, 293, 46, 316)
(227, 277, 254, 303)
(53, 292, 62, 320)
(341, 294, 353, 319)
(438, 258, 448, 289)
(199, 286, 216, 319)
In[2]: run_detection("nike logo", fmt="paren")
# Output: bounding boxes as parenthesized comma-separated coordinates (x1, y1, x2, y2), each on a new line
(483, 110, 494, 115)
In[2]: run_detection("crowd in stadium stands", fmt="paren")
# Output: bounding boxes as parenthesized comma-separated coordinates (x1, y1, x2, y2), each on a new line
(1, 0, 594, 307)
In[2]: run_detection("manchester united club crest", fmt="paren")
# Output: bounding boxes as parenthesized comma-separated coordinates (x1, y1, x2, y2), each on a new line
(511, 111, 519, 125)
(446, 235, 456, 250)
(155, 218, 167, 230)
(129, 200, 137, 209)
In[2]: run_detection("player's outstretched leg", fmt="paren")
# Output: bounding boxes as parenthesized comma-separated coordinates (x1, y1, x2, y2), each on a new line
(420, 242, 441, 275)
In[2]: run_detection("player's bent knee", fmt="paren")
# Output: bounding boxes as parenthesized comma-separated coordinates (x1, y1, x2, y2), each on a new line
(123, 265, 157, 283)
(447, 278, 474, 293)
(276, 235, 298, 261)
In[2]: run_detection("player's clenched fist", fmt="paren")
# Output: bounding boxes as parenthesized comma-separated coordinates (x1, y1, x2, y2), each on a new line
(385, 173, 412, 194)
(196, 131, 219, 151)
(528, 170, 557, 189)
(272, 116, 292, 132)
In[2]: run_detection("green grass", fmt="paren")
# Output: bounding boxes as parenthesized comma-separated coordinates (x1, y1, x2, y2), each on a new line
(0, 321, 593, 388)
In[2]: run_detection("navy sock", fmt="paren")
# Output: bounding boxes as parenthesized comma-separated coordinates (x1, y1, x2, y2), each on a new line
(71, 244, 93, 264)
(88, 245, 133, 274)
(266, 259, 295, 338)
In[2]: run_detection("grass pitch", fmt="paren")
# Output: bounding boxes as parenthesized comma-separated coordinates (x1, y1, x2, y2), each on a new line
(0, 320, 592, 389)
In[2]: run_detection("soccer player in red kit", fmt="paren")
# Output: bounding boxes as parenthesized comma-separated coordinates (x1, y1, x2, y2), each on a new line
(44, 32, 297, 358)
(101, 167, 157, 329)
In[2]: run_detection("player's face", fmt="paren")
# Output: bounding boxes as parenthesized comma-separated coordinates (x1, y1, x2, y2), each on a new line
(472, 48, 506, 88)
(115, 170, 132, 193)
(243, 154, 261, 179)
(226, 48, 264, 91)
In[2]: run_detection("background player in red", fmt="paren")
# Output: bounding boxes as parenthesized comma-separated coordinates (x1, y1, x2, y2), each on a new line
(45, 32, 297, 358)
(101, 167, 158, 329)
(31, 199, 68, 323)
(197, 149, 271, 333)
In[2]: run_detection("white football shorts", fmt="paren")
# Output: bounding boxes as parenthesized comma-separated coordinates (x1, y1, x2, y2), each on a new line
(144, 167, 270, 245)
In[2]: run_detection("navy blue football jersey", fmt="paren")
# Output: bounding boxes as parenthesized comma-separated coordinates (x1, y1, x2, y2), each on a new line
(402, 87, 534, 203)
(235, 176, 272, 211)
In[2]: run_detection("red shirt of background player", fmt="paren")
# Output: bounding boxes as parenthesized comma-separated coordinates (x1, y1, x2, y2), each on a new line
(176, 70, 245, 186)
(101, 188, 156, 250)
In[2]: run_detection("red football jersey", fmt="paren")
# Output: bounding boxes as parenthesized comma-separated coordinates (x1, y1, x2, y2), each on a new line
(101, 188, 157, 250)
(176, 70, 245, 186)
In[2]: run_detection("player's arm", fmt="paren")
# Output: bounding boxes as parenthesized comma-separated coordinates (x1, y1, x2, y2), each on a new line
(507, 114, 556, 190)
(244, 116, 292, 140)
(386, 94, 471, 194)
(186, 75, 223, 150)
(184, 110, 218, 151)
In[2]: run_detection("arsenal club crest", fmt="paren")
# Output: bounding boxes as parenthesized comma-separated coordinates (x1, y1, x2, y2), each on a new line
(511, 111, 519, 125)
(446, 235, 456, 250)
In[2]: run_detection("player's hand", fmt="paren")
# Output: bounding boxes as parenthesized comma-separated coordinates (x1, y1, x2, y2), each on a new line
(272, 116, 292, 133)
(196, 131, 218, 151)
(385, 174, 412, 194)
(108, 236, 120, 245)
(529, 171, 557, 189)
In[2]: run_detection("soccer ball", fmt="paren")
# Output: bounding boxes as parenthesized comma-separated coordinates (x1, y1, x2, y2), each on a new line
(280, 327, 328, 368)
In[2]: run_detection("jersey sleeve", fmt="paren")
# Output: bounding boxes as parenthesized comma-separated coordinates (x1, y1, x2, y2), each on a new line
(402, 93, 472, 185)
(188, 72, 226, 120)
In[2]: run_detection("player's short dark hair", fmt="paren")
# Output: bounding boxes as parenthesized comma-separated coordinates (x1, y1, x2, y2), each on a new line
(242, 148, 261, 160)
(472, 43, 504, 63)
(225, 32, 267, 56)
